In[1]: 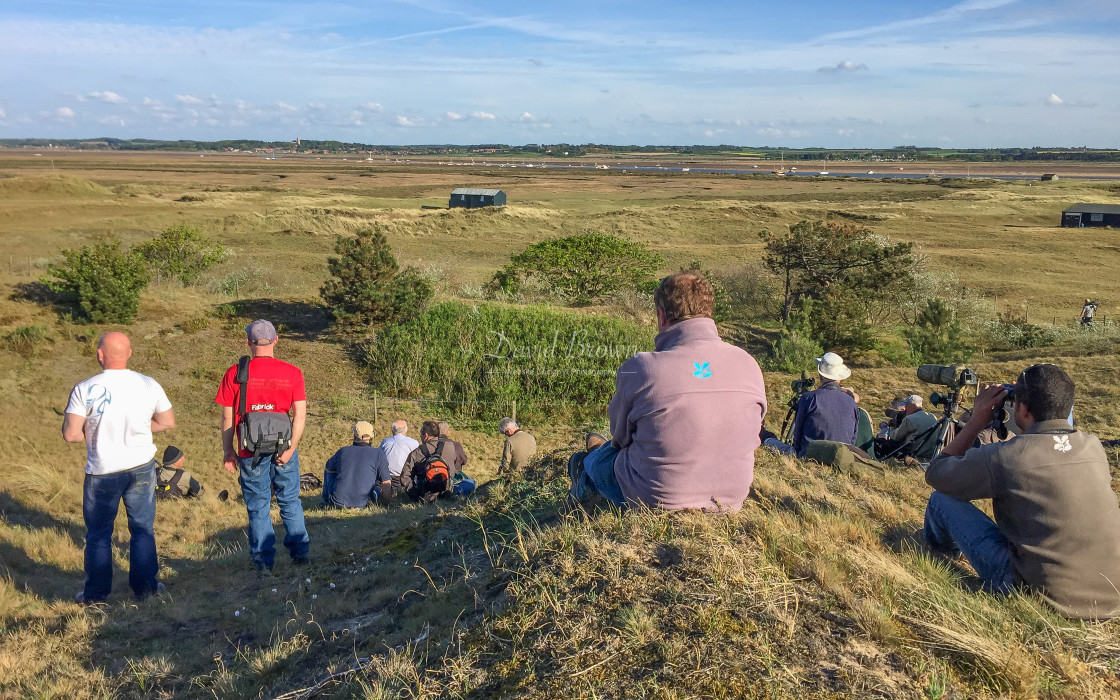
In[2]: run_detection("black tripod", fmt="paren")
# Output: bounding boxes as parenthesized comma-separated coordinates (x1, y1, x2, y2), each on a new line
(877, 390, 963, 462)
(779, 373, 815, 443)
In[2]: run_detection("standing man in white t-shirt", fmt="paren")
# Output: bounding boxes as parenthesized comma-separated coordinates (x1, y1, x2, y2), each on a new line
(62, 332, 176, 604)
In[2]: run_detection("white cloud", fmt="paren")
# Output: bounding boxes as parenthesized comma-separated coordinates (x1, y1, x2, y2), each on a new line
(837, 128, 855, 136)
(470, 111, 496, 120)
(396, 115, 417, 127)
(1046, 93, 1062, 105)
(818, 60, 869, 74)
(0, 107, 6, 119)
(89, 90, 126, 104)
(518, 111, 536, 122)
(360, 102, 383, 112)
(175, 94, 204, 105)
(142, 97, 160, 107)
(56, 106, 76, 119)
(445, 111, 462, 120)
(307, 102, 326, 110)
(276, 101, 299, 112)
(757, 127, 782, 138)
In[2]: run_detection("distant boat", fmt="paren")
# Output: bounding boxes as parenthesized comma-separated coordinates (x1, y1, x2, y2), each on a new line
(818, 157, 829, 176)
(681, 167, 690, 172)
(771, 153, 787, 176)
(867, 170, 875, 174)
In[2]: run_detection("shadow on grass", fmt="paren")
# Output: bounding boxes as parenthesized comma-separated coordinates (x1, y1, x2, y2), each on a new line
(0, 491, 85, 603)
(218, 298, 331, 342)
(7, 281, 81, 322)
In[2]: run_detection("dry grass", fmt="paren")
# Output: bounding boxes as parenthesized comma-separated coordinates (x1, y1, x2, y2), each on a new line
(1, 154, 1119, 697)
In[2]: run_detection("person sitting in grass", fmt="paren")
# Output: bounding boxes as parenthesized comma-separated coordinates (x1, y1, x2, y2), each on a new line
(497, 417, 537, 475)
(841, 387, 876, 456)
(402, 421, 473, 503)
(379, 419, 419, 497)
(789, 353, 861, 458)
(321, 421, 391, 508)
(923, 363, 1120, 619)
(570, 270, 767, 511)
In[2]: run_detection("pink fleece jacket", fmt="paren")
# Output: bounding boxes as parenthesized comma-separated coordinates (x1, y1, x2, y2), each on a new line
(609, 317, 767, 511)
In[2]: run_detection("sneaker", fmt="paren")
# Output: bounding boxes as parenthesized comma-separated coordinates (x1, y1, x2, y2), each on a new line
(75, 590, 106, 606)
(135, 582, 168, 602)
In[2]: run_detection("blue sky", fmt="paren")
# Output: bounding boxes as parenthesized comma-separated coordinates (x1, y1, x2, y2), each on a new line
(1, 0, 1118, 146)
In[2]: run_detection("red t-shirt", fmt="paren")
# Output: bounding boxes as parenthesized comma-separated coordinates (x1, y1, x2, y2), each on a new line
(215, 357, 306, 458)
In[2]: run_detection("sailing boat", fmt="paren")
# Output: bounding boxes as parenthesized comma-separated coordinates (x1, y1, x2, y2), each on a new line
(771, 153, 787, 176)
(818, 157, 830, 176)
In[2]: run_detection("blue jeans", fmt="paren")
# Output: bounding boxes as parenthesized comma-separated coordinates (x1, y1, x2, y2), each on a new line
(923, 491, 1017, 593)
(238, 451, 309, 569)
(571, 443, 627, 508)
(83, 460, 159, 601)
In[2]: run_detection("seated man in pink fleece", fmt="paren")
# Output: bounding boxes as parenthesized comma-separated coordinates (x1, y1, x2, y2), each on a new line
(570, 270, 768, 511)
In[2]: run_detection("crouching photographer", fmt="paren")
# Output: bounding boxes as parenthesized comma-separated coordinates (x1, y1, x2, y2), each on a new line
(921, 363, 1120, 619)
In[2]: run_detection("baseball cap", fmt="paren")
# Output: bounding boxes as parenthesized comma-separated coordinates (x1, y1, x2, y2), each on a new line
(353, 421, 375, 441)
(246, 319, 277, 346)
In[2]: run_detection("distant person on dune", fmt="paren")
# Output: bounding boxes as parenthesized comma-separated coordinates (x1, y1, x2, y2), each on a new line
(569, 270, 768, 511)
(1081, 299, 1098, 326)
(923, 363, 1120, 619)
(63, 332, 175, 604)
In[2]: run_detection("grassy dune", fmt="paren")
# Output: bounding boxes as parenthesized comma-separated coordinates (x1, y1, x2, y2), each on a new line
(1, 154, 1119, 698)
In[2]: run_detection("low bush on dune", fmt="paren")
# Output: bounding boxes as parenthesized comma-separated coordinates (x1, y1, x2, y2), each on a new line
(364, 301, 654, 421)
(43, 238, 151, 323)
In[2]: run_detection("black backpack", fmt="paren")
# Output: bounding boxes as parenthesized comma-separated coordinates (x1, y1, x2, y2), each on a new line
(156, 467, 203, 499)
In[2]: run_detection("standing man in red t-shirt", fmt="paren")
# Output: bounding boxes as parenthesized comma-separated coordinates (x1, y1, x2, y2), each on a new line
(214, 319, 310, 571)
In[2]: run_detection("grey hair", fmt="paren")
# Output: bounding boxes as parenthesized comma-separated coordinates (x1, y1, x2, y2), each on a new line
(437, 420, 450, 437)
(498, 417, 519, 433)
(391, 419, 408, 435)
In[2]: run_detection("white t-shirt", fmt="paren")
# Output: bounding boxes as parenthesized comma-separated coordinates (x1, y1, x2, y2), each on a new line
(66, 369, 172, 475)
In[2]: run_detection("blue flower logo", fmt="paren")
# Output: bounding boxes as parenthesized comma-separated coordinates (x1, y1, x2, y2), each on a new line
(693, 362, 711, 379)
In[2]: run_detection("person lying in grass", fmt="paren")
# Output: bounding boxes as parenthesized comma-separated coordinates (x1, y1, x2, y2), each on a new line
(570, 270, 767, 511)
(923, 363, 1120, 619)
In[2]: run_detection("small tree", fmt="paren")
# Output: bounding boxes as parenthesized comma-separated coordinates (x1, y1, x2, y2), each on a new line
(905, 298, 974, 363)
(135, 223, 226, 285)
(760, 219, 915, 354)
(320, 228, 433, 327)
(44, 238, 151, 323)
(492, 232, 662, 305)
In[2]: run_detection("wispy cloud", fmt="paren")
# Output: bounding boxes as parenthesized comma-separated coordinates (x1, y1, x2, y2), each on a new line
(175, 94, 204, 105)
(89, 90, 127, 104)
(55, 106, 76, 119)
(818, 60, 868, 74)
(445, 111, 462, 120)
(1046, 93, 1062, 105)
(470, 111, 496, 120)
(396, 115, 417, 126)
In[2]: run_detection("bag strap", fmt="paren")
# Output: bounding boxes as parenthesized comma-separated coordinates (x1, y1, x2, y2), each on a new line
(236, 355, 251, 419)
(168, 470, 185, 491)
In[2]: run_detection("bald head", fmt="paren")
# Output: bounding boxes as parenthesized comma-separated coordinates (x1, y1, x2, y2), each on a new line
(97, 332, 132, 370)
(391, 420, 408, 435)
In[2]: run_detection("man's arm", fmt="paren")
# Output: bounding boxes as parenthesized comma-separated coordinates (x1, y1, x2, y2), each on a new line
(498, 438, 512, 473)
(608, 358, 640, 448)
(221, 405, 237, 473)
(151, 408, 175, 434)
(62, 413, 86, 443)
(924, 385, 1007, 500)
(277, 400, 307, 465)
(893, 415, 915, 443)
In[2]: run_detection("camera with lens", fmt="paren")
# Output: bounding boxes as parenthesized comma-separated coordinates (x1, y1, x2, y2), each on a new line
(791, 376, 815, 395)
(917, 364, 979, 389)
(990, 383, 1017, 438)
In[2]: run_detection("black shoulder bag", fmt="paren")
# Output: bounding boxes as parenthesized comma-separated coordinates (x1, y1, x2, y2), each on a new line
(236, 355, 294, 459)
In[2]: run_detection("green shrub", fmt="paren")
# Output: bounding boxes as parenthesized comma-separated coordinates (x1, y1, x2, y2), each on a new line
(904, 298, 974, 363)
(321, 228, 433, 327)
(2, 325, 48, 357)
(44, 238, 151, 324)
(982, 313, 1064, 350)
(134, 223, 226, 285)
(492, 232, 662, 305)
(364, 301, 654, 421)
(763, 300, 824, 373)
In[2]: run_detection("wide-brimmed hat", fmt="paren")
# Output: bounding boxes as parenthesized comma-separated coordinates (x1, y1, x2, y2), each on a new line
(815, 352, 851, 381)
